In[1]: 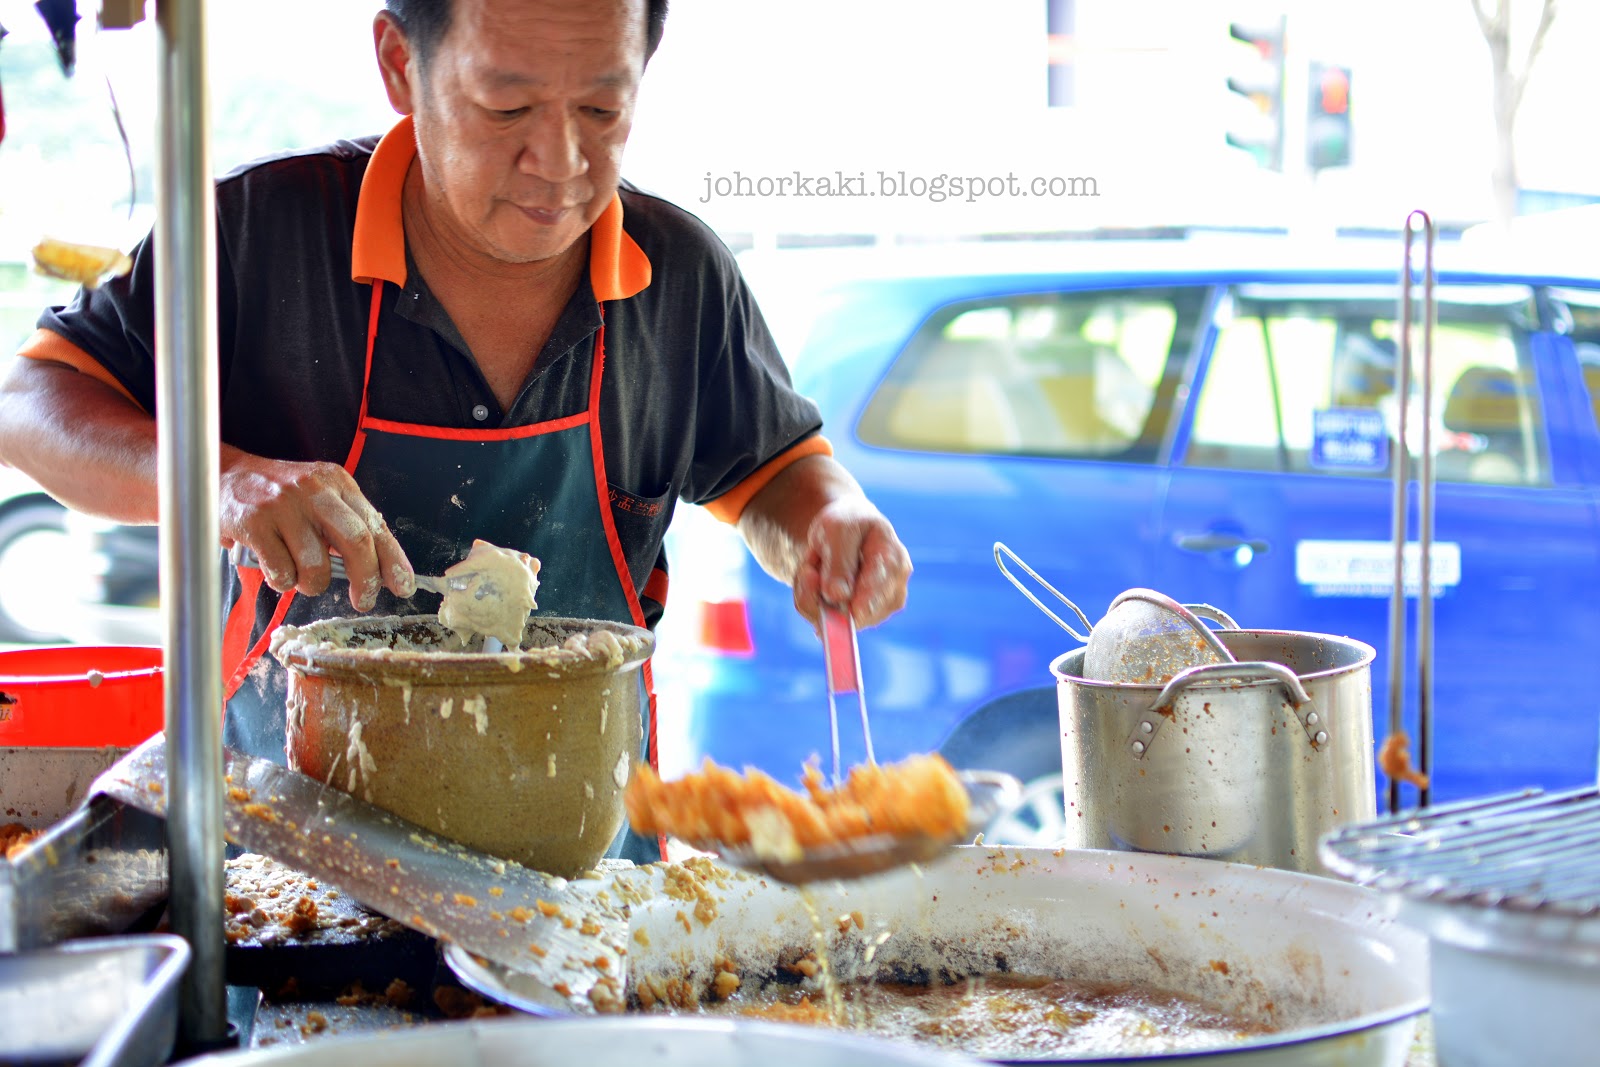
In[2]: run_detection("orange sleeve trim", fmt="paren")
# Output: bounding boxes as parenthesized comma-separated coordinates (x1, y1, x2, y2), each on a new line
(350, 116, 416, 287)
(17, 328, 143, 410)
(589, 194, 652, 301)
(704, 436, 834, 525)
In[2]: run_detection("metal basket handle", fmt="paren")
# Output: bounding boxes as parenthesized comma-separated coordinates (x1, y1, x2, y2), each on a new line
(1184, 603, 1241, 630)
(993, 542, 1093, 642)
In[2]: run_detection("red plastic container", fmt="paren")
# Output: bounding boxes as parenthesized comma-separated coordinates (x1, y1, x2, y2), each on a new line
(0, 646, 163, 747)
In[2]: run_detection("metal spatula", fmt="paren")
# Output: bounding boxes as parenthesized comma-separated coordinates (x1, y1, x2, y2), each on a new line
(92, 738, 625, 1012)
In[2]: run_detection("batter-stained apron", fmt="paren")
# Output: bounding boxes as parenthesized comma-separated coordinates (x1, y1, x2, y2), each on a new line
(221, 281, 663, 864)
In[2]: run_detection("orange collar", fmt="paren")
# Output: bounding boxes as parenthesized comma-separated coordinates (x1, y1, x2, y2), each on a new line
(350, 115, 652, 301)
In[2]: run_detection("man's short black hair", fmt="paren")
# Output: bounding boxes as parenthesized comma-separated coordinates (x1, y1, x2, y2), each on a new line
(384, 0, 669, 68)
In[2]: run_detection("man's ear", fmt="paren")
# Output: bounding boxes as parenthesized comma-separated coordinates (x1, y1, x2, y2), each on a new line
(374, 12, 418, 116)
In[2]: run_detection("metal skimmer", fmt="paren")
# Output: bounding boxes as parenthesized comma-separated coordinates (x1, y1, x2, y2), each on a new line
(1319, 785, 1600, 916)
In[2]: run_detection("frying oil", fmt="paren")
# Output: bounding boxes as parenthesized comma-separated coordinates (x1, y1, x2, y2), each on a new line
(660, 974, 1274, 1058)
(797, 861, 933, 1027)
(797, 887, 846, 1024)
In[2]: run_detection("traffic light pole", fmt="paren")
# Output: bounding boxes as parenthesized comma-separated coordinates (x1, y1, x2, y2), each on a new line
(1279, 20, 1310, 185)
(1277, 22, 1325, 235)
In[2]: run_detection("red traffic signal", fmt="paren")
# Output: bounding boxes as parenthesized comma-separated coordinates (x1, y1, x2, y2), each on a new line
(1307, 62, 1353, 171)
(1318, 65, 1350, 116)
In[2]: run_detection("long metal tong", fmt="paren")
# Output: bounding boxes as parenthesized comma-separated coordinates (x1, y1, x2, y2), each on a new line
(1387, 210, 1436, 814)
(821, 603, 875, 784)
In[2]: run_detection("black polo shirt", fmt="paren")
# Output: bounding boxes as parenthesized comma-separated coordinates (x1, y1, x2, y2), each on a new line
(31, 118, 827, 630)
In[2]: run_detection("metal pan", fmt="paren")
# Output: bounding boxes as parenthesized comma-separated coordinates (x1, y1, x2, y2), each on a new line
(181, 1017, 982, 1067)
(0, 934, 190, 1067)
(1, 746, 168, 952)
(447, 846, 1428, 1065)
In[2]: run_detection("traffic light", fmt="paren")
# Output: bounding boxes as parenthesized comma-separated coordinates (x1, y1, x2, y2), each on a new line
(1225, 18, 1286, 171)
(1307, 62, 1352, 171)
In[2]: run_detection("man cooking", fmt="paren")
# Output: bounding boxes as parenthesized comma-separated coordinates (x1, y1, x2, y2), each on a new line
(0, 0, 912, 862)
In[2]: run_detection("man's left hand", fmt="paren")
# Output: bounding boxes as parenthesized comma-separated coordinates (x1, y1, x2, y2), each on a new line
(791, 496, 911, 630)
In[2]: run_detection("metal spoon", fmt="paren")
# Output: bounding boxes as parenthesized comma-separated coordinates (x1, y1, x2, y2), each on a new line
(229, 544, 451, 595)
(230, 546, 504, 651)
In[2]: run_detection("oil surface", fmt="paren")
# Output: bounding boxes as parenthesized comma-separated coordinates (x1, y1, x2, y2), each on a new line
(660, 973, 1275, 1058)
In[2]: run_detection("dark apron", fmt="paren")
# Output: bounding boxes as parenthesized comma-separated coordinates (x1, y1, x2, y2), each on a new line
(221, 281, 662, 864)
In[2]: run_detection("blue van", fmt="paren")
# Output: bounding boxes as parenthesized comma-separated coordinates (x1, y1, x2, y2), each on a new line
(658, 239, 1600, 843)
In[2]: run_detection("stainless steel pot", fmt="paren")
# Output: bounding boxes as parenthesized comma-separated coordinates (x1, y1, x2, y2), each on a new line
(1052, 629, 1376, 875)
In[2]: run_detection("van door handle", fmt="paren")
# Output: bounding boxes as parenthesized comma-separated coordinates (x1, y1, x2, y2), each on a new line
(1175, 533, 1271, 555)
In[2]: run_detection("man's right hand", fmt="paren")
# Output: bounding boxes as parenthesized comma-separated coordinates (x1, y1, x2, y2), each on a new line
(220, 452, 414, 611)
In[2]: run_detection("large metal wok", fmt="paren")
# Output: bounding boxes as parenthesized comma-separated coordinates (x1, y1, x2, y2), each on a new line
(448, 847, 1428, 1065)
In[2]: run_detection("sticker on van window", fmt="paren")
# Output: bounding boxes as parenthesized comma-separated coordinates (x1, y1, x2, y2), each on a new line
(1310, 408, 1387, 472)
(1295, 540, 1461, 598)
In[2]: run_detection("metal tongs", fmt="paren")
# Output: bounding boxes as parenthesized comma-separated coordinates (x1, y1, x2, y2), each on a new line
(1386, 210, 1436, 814)
(713, 604, 1020, 885)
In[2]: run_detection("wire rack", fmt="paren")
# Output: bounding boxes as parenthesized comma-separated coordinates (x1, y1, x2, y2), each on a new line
(1319, 786, 1600, 916)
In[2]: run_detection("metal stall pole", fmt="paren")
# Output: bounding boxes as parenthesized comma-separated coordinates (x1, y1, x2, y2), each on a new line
(1412, 212, 1436, 811)
(154, 0, 226, 1048)
(1385, 226, 1413, 818)
(1386, 210, 1435, 816)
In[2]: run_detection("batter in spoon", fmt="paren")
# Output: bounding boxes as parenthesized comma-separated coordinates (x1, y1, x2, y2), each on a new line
(438, 539, 542, 650)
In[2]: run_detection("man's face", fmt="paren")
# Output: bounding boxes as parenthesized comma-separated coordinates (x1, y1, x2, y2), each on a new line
(396, 0, 646, 265)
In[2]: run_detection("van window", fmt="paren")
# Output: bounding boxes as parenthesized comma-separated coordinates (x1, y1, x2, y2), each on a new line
(1551, 288, 1600, 430)
(1186, 285, 1546, 486)
(858, 287, 1206, 460)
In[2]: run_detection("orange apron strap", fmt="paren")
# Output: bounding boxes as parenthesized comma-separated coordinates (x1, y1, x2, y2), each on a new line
(341, 281, 384, 472)
(224, 590, 298, 702)
(586, 312, 665, 858)
(643, 657, 665, 858)
(221, 564, 265, 690)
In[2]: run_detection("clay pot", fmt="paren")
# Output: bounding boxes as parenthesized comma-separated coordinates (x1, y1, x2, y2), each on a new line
(272, 614, 651, 878)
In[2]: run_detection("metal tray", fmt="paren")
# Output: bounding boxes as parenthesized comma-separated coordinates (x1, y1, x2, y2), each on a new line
(1, 747, 168, 952)
(0, 933, 189, 1067)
